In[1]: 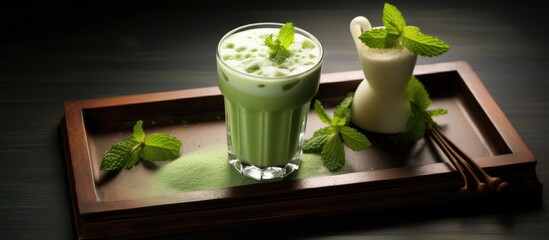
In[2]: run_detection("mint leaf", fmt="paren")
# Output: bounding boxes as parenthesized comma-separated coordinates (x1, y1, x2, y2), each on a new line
(357, 3, 449, 57)
(100, 120, 182, 171)
(382, 2, 406, 36)
(332, 92, 354, 126)
(384, 32, 401, 49)
(314, 99, 332, 125)
(395, 76, 447, 143)
(428, 108, 448, 117)
(313, 125, 339, 136)
(406, 75, 431, 110)
(305, 94, 371, 171)
(303, 132, 330, 153)
(270, 46, 292, 65)
(265, 34, 276, 48)
(321, 133, 345, 171)
(395, 103, 432, 143)
(133, 120, 145, 142)
(337, 92, 354, 110)
(265, 22, 295, 64)
(304, 126, 339, 153)
(358, 28, 388, 49)
(100, 136, 142, 171)
(339, 126, 371, 151)
(402, 26, 449, 57)
(141, 133, 182, 161)
(278, 22, 295, 48)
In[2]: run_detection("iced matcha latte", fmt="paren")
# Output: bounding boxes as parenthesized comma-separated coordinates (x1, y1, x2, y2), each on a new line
(216, 23, 323, 180)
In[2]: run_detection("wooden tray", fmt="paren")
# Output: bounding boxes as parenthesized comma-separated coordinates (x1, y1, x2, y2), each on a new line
(60, 61, 542, 239)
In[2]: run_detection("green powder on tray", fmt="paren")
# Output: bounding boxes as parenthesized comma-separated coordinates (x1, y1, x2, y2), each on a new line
(154, 144, 353, 192)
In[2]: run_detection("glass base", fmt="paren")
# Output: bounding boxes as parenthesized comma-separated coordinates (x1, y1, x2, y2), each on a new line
(228, 153, 301, 181)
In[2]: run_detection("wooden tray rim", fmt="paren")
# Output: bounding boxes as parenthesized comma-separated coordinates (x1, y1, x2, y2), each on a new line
(61, 60, 538, 237)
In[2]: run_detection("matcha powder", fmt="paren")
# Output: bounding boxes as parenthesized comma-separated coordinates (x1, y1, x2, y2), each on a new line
(154, 144, 352, 193)
(154, 144, 257, 192)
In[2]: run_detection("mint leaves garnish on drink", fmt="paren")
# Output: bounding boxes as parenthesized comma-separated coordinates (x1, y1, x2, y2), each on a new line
(265, 22, 295, 64)
(395, 76, 447, 142)
(303, 93, 371, 171)
(100, 120, 182, 171)
(358, 3, 449, 57)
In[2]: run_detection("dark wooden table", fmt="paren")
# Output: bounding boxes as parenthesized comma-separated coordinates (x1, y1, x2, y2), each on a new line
(1, 1, 547, 239)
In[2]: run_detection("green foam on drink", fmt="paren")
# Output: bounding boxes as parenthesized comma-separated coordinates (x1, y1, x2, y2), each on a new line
(219, 27, 321, 78)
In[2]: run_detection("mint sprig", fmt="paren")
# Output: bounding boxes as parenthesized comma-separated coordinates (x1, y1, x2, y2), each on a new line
(100, 120, 182, 171)
(305, 78, 446, 168)
(304, 93, 371, 171)
(395, 76, 447, 142)
(265, 22, 295, 64)
(358, 3, 450, 57)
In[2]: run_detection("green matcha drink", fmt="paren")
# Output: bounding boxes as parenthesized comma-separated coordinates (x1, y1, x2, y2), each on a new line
(216, 22, 323, 180)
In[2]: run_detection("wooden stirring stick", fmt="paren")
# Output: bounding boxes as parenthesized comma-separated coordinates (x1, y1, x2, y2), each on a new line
(427, 125, 509, 194)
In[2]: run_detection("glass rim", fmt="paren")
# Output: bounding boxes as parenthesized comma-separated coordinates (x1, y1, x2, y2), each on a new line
(216, 22, 324, 80)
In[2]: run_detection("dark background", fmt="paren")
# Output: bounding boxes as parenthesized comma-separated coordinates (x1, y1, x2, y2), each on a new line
(1, 0, 547, 239)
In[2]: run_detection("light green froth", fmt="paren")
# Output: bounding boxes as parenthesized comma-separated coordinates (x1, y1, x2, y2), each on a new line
(218, 28, 321, 78)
